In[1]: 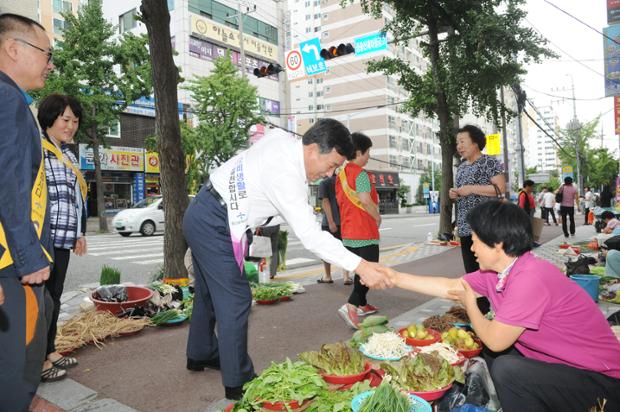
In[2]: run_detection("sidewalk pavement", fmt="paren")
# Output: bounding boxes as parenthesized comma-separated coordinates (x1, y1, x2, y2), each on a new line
(33, 220, 617, 411)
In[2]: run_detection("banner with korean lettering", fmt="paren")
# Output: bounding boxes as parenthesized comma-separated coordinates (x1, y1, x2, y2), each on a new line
(79, 144, 144, 171)
(485, 133, 501, 156)
(190, 14, 278, 61)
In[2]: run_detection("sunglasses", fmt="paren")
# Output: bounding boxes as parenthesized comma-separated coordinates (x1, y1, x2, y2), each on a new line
(14, 38, 53, 63)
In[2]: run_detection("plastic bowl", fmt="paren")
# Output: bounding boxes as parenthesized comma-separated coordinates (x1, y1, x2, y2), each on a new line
(559, 243, 571, 249)
(90, 286, 153, 316)
(399, 328, 441, 347)
(359, 343, 413, 361)
(321, 362, 371, 384)
(262, 398, 311, 411)
(279, 295, 292, 302)
(458, 338, 483, 358)
(352, 390, 431, 412)
(256, 299, 279, 305)
(409, 383, 453, 401)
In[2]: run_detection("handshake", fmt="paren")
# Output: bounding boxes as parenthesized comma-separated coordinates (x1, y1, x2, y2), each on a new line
(354, 260, 398, 290)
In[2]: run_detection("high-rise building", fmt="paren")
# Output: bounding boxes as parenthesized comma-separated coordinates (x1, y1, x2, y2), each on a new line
(286, 0, 440, 210)
(38, 0, 83, 43)
(0, 0, 38, 21)
(526, 103, 560, 172)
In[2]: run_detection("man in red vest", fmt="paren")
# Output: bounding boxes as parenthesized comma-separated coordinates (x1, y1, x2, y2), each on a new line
(336, 133, 381, 328)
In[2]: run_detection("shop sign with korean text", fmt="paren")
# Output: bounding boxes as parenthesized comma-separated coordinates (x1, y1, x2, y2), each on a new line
(190, 14, 278, 61)
(485, 133, 501, 156)
(145, 151, 160, 174)
(604, 24, 620, 96)
(79, 144, 144, 172)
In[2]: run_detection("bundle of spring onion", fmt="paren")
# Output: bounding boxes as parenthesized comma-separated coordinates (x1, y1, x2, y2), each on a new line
(359, 381, 411, 412)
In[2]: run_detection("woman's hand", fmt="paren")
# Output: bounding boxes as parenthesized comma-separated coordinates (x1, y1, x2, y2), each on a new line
(449, 188, 459, 200)
(448, 279, 477, 309)
(73, 237, 87, 256)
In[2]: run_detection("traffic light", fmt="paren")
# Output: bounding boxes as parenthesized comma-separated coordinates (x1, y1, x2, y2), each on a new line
(320, 43, 355, 60)
(253, 63, 284, 78)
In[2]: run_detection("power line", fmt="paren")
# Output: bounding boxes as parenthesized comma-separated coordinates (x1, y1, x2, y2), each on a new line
(522, 84, 608, 101)
(542, 0, 620, 46)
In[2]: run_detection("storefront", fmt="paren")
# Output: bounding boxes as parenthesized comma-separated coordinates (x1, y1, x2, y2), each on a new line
(368, 170, 400, 215)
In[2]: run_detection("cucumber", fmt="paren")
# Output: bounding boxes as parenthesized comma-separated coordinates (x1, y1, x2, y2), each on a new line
(361, 315, 388, 327)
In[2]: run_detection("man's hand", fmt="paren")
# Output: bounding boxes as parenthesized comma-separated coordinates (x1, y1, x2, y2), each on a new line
(73, 237, 87, 256)
(0, 284, 4, 305)
(21, 266, 50, 285)
(328, 221, 337, 233)
(355, 260, 393, 289)
(448, 279, 476, 308)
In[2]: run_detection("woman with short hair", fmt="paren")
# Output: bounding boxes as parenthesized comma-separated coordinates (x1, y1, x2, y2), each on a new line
(37, 93, 87, 381)
(382, 201, 620, 412)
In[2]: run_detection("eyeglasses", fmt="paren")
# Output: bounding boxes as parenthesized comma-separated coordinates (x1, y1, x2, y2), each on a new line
(14, 38, 53, 63)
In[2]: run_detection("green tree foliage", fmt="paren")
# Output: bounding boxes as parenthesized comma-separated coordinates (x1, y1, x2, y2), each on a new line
(38, 0, 151, 231)
(185, 54, 265, 174)
(416, 167, 442, 203)
(587, 148, 619, 190)
(343, 0, 554, 233)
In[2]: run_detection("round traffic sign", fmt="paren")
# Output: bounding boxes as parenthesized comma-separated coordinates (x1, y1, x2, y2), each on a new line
(286, 50, 303, 71)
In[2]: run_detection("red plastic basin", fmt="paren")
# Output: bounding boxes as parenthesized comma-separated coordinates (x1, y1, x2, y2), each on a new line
(90, 286, 153, 316)
(410, 383, 453, 401)
(321, 362, 371, 384)
(399, 328, 441, 347)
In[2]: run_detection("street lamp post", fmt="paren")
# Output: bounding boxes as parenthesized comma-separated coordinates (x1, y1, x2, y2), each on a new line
(566, 74, 582, 193)
(226, 1, 256, 78)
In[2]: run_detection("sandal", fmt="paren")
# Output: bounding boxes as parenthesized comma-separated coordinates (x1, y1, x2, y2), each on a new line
(317, 277, 334, 284)
(41, 366, 67, 382)
(52, 355, 78, 369)
(343, 279, 353, 285)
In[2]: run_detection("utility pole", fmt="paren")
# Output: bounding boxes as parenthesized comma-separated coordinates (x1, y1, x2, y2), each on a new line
(227, 1, 256, 78)
(500, 86, 511, 194)
(566, 74, 582, 193)
(512, 84, 526, 192)
(276, 0, 288, 128)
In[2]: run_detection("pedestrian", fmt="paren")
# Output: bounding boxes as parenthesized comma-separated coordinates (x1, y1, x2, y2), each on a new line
(336, 133, 381, 328)
(0, 13, 55, 411)
(381, 201, 620, 412)
(317, 174, 351, 284)
(556, 176, 579, 238)
(256, 224, 279, 278)
(449, 125, 506, 273)
(541, 186, 558, 226)
(182, 119, 392, 400)
(518, 179, 536, 218)
(584, 186, 594, 225)
(600, 185, 614, 208)
(37, 94, 87, 382)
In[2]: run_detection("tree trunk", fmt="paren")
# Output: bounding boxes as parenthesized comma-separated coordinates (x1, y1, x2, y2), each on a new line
(426, 12, 456, 236)
(91, 132, 109, 233)
(141, 0, 189, 278)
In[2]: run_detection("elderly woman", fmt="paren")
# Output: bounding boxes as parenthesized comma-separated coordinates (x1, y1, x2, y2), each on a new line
(383, 201, 620, 412)
(38, 94, 87, 381)
(449, 125, 505, 274)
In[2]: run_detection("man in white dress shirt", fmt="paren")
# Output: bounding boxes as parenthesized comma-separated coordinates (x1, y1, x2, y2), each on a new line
(182, 119, 393, 400)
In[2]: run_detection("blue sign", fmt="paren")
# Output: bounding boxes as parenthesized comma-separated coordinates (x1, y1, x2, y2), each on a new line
(133, 173, 145, 205)
(299, 37, 327, 76)
(354, 32, 388, 57)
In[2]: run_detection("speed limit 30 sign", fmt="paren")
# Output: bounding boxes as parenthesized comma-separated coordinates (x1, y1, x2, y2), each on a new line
(286, 48, 304, 81)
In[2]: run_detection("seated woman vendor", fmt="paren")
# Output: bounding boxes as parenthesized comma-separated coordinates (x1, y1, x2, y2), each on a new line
(381, 201, 620, 412)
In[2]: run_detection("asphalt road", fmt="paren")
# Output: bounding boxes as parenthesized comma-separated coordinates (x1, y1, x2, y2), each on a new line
(64, 213, 440, 291)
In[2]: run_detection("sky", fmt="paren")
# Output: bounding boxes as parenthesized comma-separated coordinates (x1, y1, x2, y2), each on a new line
(523, 0, 617, 153)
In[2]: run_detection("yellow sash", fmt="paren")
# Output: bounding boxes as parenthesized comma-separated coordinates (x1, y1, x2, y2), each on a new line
(338, 167, 365, 211)
(0, 144, 53, 269)
(42, 139, 87, 202)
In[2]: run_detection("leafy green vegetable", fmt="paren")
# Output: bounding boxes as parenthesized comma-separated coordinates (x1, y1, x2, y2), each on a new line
(240, 358, 326, 408)
(99, 265, 121, 285)
(151, 309, 180, 325)
(359, 381, 410, 412)
(305, 381, 372, 412)
(251, 282, 293, 301)
(299, 342, 366, 376)
(380, 352, 464, 392)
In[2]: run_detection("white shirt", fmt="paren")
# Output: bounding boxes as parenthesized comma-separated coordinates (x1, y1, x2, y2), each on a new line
(210, 129, 362, 272)
(543, 192, 555, 208)
(584, 190, 594, 208)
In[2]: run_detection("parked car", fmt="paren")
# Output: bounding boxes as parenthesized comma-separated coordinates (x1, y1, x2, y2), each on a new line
(112, 195, 194, 236)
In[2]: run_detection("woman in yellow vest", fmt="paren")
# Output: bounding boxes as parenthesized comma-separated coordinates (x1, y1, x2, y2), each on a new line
(37, 94, 87, 381)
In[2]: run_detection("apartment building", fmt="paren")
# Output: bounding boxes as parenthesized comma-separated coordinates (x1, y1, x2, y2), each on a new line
(286, 0, 440, 211)
(526, 104, 560, 172)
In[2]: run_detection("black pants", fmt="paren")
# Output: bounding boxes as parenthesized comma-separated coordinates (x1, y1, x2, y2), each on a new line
(584, 207, 590, 224)
(560, 206, 575, 237)
(542, 207, 557, 224)
(259, 225, 279, 277)
(45, 247, 70, 355)
(488, 350, 620, 412)
(459, 235, 479, 273)
(346, 244, 379, 307)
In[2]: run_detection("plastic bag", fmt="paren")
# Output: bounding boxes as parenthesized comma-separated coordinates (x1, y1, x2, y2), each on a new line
(453, 405, 492, 412)
(437, 358, 500, 412)
(93, 285, 128, 302)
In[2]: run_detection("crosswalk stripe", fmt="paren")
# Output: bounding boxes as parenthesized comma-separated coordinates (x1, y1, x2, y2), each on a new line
(285, 257, 315, 265)
(88, 241, 163, 251)
(88, 238, 163, 246)
(111, 253, 163, 260)
(134, 259, 164, 265)
(89, 247, 162, 256)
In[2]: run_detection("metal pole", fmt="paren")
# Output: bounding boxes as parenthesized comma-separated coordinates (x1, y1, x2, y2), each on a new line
(567, 74, 582, 192)
(500, 86, 512, 194)
(276, 0, 287, 128)
(431, 132, 435, 192)
(237, 2, 247, 78)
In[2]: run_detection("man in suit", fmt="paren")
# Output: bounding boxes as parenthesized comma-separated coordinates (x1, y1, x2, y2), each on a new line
(0, 13, 55, 411)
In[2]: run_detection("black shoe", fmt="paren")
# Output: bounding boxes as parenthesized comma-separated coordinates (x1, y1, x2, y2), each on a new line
(186, 357, 220, 371)
(224, 374, 257, 400)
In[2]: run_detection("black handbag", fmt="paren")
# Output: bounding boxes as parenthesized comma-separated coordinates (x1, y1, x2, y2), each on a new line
(555, 185, 564, 203)
(565, 254, 596, 276)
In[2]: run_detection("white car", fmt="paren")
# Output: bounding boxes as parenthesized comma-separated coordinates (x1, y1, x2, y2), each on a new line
(112, 196, 164, 236)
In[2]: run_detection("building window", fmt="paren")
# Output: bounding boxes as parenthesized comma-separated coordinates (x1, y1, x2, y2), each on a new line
(317, 104, 324, 110)
(305, 27, 312, 33)
(308, 105, 314, 111)
(314, 13, 321, 18)
(107, 120, 121, 138)
(119, 9, 138, 33)
(167, 0, 175, 10)
(316, 91, 323, 97)
(53, 0, 72, 13)
(314, 26, 320, 32)
(309, 118, 315, 124)
(305, 14, 311, 20)
(305, 1, 311, 6)
(53, 18, 65, 34)
(308, 91, 313, 97)
(324, 86, 331, 93)
(321, 31, 329, 38)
